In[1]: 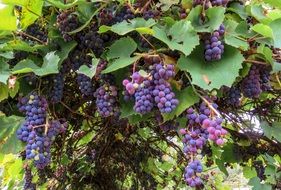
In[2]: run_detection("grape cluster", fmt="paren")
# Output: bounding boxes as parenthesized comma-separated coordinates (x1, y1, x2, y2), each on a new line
(184, 160, 203, 187)
(115, 6, 135, 23)
(180, 98, 227, 187)
(23, 167, 36, 190)
(17, 93, 67, 169)
(96, 59, 108, 78)
(77, 74, 95, 97)
(258, 65, 271, 91)
(50, 73, 64, 103)
(26, 120, 67, 169)
(99, 8, 115, 25)
(76, 27, 105, 57)
(193, 0, 228, 7)
(57, 11, 79, 41)
(94, 84, 119, 117)
(123, 58, 179, 114)
(24, 23, 48, 43)
(204, 25, 225, 61)
(211, 0, 229, 6)
(224, 86, 241, 107)
(133, 79, 154, 114)
(241, 65, 262, 98)
(143, 10, 160, 20)
(151, 63, 179, 113)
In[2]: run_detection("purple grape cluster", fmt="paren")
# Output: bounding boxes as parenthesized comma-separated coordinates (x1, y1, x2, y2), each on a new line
(57, 11, 79, 41)
(50, 73, 64, 103)
(204, 25, 225, 61)
(179, 98, 227, 187)
(225, 86, 241, 107)
(99, 8, 115, 25)
(26, 120, 67, 169)
(258, 65, 271, 91)
(193, 0, 228, 8)
(115, 6, 135, 23)
(76, 27, 105, 57)
(151, 63, 179, 113)
(123, 58, 179, 114)
(17, 93, 67, 169)
(241, 65, 262, 98)
(184, 160, 203, 187)
(96, 59, 108, 78)
(24, 23, 48, 43)
(210, 0, 229, 6)
(94, 84, 119, 117)
(143, 10, 160, 20)
(77, 74, 95, 97)
(23, 167, 36, 190)
(133, 80, 154, 114)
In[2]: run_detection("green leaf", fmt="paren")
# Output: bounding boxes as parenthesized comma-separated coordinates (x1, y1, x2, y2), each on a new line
(264, 0, 281, 9)
(102, 37, 139, 73)
(157, 0, 180, 11)
(227, 2, 247, 20)
(34, 51, 60, 76)
(260, 121, 281, 142)
(77, 131, 95, 146)
(0, 83, 9, 102)
(224, 20, 249, 50)
(9, 81, 20, 98)
(0, 61, 11, 84)
(99, 18, 156, 35)
(120, 100, 136, 119)
(188, 6, 225, 32)
(251, 5, 267, 23)
(269, 18, 281, 48)
(248, 177, 272, 190)
(56, 40, 77, 66)
(0, 5, 17, 30)
(20, 0, 44, 29)
(0, 51, 14, 59)
(12, 52, 60, 76)
(178, 45, 244, 90)
(251, 24, 273, 38)
(77, 58, 99, 78)
(46, 0, 87, 10)
(0, 40, 41, 52)
(12, 59, 40, 74)
(162, 87, 199, 121)
(243, 166, 257, 179)
(0, 115, 25, 154)
(152, 20, 199, 56)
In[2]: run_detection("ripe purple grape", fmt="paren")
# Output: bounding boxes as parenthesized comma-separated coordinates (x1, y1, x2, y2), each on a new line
(241, 65, 262, 98)
(77, 74, 95, 97)
(57, 11, 79, 41)
(134, 80, 154, 114)
(50, 73, 64, 103)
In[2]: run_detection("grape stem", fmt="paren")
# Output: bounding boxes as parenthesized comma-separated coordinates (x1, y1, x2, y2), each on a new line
(15, 31, 48, 45)
(184, 73, 221, 116)
(275, 73, 281, 88)
(59, 101, 94, 119)
(244, 59, 267, 65)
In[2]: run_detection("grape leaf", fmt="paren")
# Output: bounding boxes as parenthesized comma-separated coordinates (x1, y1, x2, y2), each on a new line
(0, 115, 25, 154)
(152, 20, 199, 56)
(0, 83, 9, 102)
(224, 19, 249, 50)
(156, 0, 180, 11)
(20, 0, 44, 29)
(12, 52, 60, 76)
(264, 0, 281, 9)
(162, 87, 199, 121)
(227, 2, 247, 20)
(102, 37, 140, 73)
(248, 177, 272, 190)
(77, 58, 99, 79)
(269, 18, 281, 48)
(32, 51, 60, 76)
(260, 121, 281, 142)
(0, 61, 10, 84)
(243, 166, 257, 179)
(188, 6, 225, 32)
(0, 5, 17, 30)
(251, 23, 273, 39)
(251, 5, 267, 23)
(178, 45, 244, 90)
(56, 40, 77, 66)
(46, 0, 87, 10)
(99, 18, 156, 35)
